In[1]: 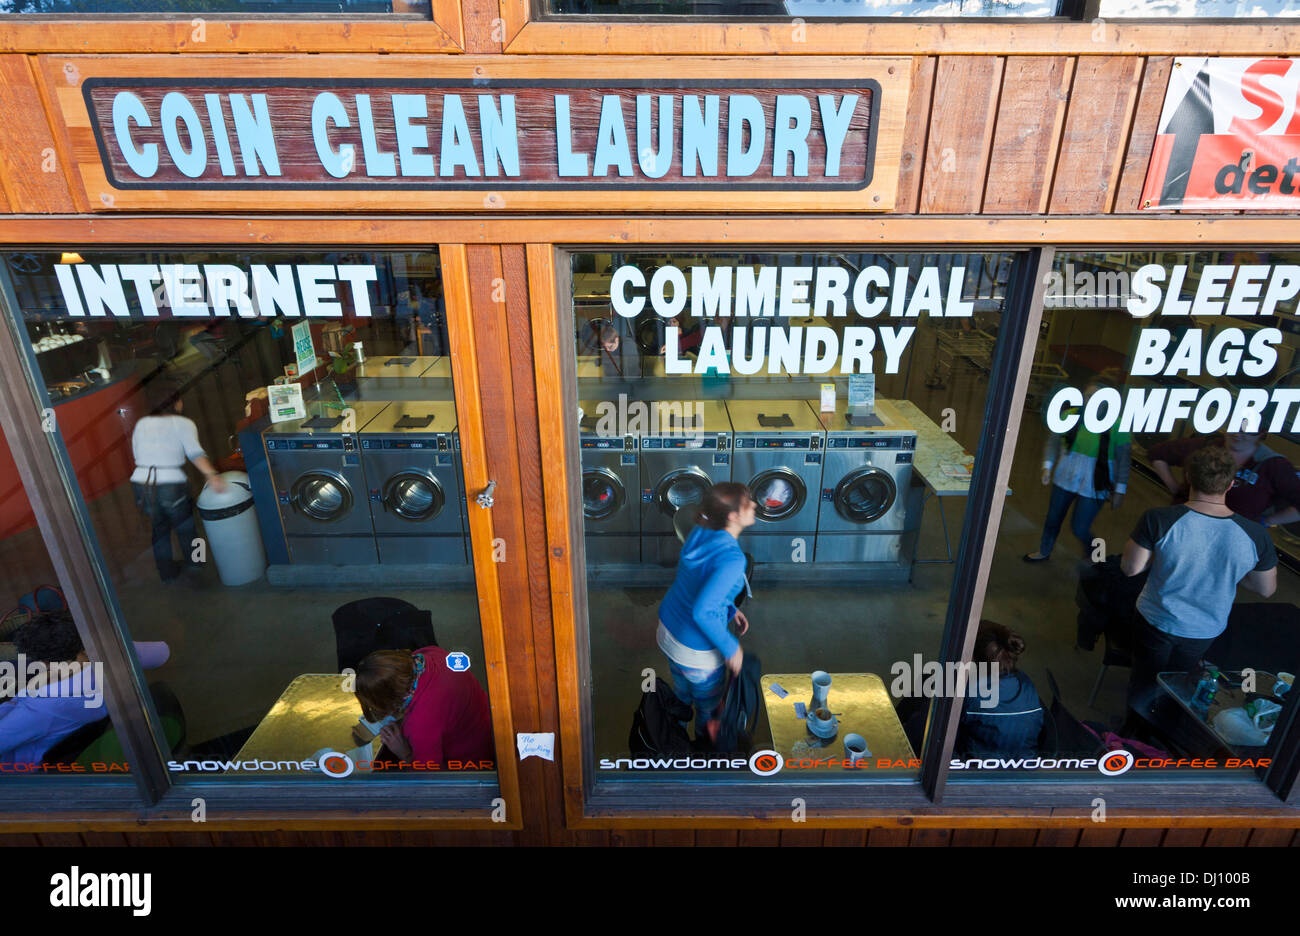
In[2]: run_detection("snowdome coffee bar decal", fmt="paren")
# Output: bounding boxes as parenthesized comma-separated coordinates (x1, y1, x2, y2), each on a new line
(46, 57, 908, 212)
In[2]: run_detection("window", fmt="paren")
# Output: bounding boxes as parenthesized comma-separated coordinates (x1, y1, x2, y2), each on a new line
(1, 249, 497, 788)
(565, 248, 1023, 788)
(547, 0, 1061, 16)
(972, 249, 1300, 784)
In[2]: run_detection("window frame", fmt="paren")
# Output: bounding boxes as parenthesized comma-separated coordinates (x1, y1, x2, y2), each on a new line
(534, 241, 1300, 828)
(0, 242, 524, 830)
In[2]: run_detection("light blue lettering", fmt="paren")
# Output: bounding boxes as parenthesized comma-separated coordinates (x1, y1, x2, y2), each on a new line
(439, 94, 480, 177)
(636, 94, 673, 179)
(818, 94, 858, 178)
(554, 95, 589, 177)
(726, 95, 764, 177)
(479, 94, 519, 177)
(681, 95, 719, 177)
(311, 92, 355, 180)
(773, 95, 810, 177)
(112, 92, 158, 178)
(229, 93, 280, 177)
(203, 94, 236, 176)
(593, 95, 633, 177)
(392, 94, 435, 177)
(160, 92, 206, 179)
(356, 94, 396, 177)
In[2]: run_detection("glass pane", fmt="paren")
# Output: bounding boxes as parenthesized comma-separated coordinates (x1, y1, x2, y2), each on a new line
(2, 0, 427, 13)
(1098, 0, 1298, 15)
(973, 250, 1300, 783)
(570, 249, 1020, 785)
(0, 432, 136, 780)
(4, 249, 496, 786)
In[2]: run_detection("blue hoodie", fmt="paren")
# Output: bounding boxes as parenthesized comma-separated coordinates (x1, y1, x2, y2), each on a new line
(657, 525, 747, 660)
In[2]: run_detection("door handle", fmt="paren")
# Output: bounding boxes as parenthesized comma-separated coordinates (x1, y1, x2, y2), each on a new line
(475, 480, 497, 509)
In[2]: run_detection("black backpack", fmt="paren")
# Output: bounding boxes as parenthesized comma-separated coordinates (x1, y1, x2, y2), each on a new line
(628, 676, 695, 756)
(712, 653, 762, 754)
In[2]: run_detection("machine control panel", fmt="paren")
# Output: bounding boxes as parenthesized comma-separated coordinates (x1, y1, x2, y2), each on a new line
(641, 436, 724, 450)
(267, 438, 345, 451)
(827, 435, 917, 450)
(734, 435, 817, 450)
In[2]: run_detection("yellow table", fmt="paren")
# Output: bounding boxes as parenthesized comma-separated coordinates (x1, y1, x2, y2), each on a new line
(232, 674, 379, 773)
(761, 673, 916, 770)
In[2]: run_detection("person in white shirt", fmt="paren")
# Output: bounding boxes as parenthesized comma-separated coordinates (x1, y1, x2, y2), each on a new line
(130, 379, 226, 582)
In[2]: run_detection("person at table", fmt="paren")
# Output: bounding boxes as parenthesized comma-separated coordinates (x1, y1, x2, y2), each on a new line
(656, 482, 755, 744)
(353, 646, 494, 766)
(658, 314, 704, 357)
(0, 611, 170, 764)
(130, 377, 227, 582)
(1024, 376, 1130, 563)
(956, 620, 1043, 758)
(1121, 445, 1277, 712)
(1148, 419, 1300, 527)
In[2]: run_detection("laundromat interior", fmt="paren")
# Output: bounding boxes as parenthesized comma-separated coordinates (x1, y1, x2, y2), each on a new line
(4, 246, 1300, 769)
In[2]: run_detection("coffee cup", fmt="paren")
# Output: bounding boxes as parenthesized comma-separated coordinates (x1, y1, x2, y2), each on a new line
(811, 671, 831, 710)
(844, 733, 869, 765)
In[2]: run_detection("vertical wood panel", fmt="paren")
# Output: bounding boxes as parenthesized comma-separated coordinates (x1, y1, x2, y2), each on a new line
(1120, 829, 1166, 847)
(1049, 56, 1143, 214)
(501, 244, 568, 845)
(920, 56, 1004, 214)
(1247, 828, 1295, 846)
(824, 829, 867, 846)
(982, 56, 1074, 214)
(653, 830, 695, 846)
(0, 55, 76, 213)
(994, 829, 1039, 846)
(895, 55, 937, 214)
(0, 834, 40, 846)
(951, 829, 997, 846)
(739, 829, 782, 847)
(460, 0, 504, 53)
(780, 829, 825, 846)
(1036, 829, 1082, 846)
(1204, 828, 1251, 847)
(696, 829, 741, 846)
(867, 828, 911, 846)
(467, 244, 547, 846)
(35, 832, 82, 847)
(1114, 57, 1175, 213)
(571, 830, 609, 846)
(82, 831, 129, 846)
(1161, 829, 1208, 847)
(610, 829, 653, 847)
(910, 828, 952, 846)
(1078, 828, 1122, 846)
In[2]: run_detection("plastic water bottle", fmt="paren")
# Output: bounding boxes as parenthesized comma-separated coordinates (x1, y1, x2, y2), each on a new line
(1192, 667, 1220, 716)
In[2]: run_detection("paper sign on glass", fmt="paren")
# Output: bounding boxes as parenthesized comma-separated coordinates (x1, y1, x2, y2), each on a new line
(267, 382, 307, 423)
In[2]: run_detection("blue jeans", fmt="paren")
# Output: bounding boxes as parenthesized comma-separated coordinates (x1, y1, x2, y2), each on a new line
(1039, 484, 1105, 558)
(132, 481, 196, 580)
(668, 659, 726, 739)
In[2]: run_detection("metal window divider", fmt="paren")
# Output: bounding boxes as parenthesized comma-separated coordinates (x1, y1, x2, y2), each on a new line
(920, 246, 1054, 803)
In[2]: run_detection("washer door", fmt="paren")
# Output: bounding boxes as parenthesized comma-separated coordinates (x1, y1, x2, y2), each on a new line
(749, 467, 807, 522)
(291, 470, 354, 522)
(833, 466, 897, 524)
(384, 470, 446, 521)
(655, 467, 712, 517)
(583, 466, 625, 521)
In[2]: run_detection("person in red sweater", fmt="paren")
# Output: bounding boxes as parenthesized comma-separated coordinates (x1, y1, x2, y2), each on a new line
(353, 647, 494, 768)
(1148, 427, 1300, 528)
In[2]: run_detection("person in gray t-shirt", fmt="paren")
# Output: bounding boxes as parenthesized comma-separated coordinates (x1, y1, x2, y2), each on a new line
(1121, 445, 1277, 713)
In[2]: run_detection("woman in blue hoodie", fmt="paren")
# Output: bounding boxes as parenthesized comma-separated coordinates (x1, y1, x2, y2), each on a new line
(657, 482, 756, 742)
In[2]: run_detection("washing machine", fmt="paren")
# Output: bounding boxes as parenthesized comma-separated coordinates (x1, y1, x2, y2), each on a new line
(579, 399, 639, 563)
(639, 399, 732, 566)
(357, 401, 467, 565)
(815, 399, 916, 563)
(726, 399, 825, 563)
(262, 400, 392, 565)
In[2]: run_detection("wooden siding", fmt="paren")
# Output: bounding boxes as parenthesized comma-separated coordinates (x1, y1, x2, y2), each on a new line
(0, 50, 1220, 218)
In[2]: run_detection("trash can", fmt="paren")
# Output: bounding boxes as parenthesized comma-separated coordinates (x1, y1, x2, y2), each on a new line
(196, 471, 266, 586)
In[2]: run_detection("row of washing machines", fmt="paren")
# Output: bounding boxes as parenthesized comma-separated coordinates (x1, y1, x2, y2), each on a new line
(262, 398, 468, 566)
(581, 398, 918, 565)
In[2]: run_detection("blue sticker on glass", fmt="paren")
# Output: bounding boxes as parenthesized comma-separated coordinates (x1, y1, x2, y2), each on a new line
(445, 651, 471, 672)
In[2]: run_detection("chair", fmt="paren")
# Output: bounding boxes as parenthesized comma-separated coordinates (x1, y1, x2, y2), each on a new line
(1044, 669, 1107, 757)
(1088, 618, 1135, 708)
(332, 597, 437, 674)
